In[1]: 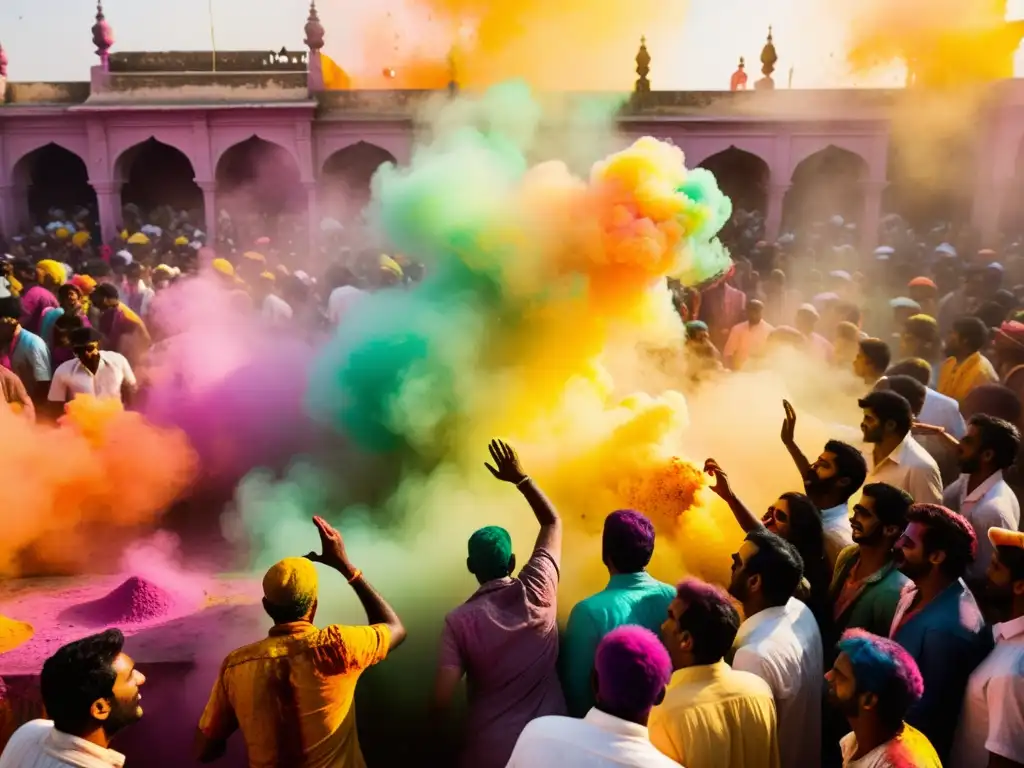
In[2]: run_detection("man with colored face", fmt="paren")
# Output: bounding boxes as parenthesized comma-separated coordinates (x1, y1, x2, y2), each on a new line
(48, 328, 137, 407)
(825, 630, 940, 767)
(0, 629, 145, 767)
(889, 504, 990, 764)
(951, 527, 1024, 768)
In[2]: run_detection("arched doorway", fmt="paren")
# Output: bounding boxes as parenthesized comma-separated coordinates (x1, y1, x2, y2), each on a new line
(884, 141, 972, 232)
(319, 142, 396, 223)
(783, 146, 869, 233)
(216, 137, 304, 246)
(698, 147, 771, 251)
(11, 144, 97, 229)
(117, 138, 203, 224)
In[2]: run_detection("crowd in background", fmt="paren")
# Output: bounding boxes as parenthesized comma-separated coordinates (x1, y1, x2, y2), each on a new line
(1, 200, 1024, 768)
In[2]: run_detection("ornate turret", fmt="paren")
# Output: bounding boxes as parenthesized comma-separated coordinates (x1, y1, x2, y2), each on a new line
(635, 36, 651, 94)
(730, 57, 748, 91)
(304, 1, 325, 51)
(756, 26, 777, 90)
(91, 2, 114, 70)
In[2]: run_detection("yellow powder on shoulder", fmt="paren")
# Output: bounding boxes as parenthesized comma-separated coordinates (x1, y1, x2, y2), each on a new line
(0, 615, 34, 653)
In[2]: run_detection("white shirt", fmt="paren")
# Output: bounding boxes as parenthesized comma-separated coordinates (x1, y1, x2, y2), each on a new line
(865, 434, 943, 505)
(732, 596, 823, 768)
(951, 616, 1024, 768)
(505, 708, 679, 768)
(0, 720, 125, 768)
(822, 503, 854, 570)
(919, 388, 966, 439)
(723, 320, 775, 370)
(48, 352, 136, 403)
(261, 293, 293, 326)
(943, 471, 1021, 579)
(327, 285, 366, 325)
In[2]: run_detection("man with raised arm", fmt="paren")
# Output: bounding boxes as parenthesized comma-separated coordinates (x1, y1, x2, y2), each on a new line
(431, 439, 565, 768)
(193, 516, 407, 767)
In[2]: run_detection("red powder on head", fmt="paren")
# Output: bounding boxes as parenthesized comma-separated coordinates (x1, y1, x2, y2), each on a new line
(71, 576, 176, 626)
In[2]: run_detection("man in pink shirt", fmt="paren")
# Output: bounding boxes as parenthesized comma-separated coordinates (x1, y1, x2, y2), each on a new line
(431, 440, 565, 768)
(723, 300, 775, 370)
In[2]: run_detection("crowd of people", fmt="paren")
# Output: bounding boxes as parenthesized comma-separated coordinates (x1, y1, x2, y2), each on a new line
(2, 205, 1024, 768)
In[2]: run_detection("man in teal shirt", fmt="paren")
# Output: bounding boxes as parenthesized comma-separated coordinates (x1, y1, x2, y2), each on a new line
(560, 509, 675, 716)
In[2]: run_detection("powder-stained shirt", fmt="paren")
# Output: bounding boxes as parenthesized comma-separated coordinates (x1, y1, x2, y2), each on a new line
(18, 285, 58, 336)
(48, 351, 136, 403)
(561, 572, 675, 717)
(2, 329, 51, 389)
(439, 547, 565, 768)
(648, 660, 780, 768)
(198, 621, 391, 768)
(937, 351, 999, 405)
(840, 723, 941, 767)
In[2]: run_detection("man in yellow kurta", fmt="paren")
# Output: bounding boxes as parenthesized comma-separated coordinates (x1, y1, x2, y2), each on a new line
(193, 517, 407, 768)
(938, 316, 999, 405)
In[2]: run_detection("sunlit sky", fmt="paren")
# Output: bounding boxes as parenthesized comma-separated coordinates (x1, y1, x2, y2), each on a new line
(2, 0, 1023, 89)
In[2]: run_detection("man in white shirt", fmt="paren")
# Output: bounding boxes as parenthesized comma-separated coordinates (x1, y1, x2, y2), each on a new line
(942, 414, 1021, 585)
(780, 400, 868, 570)
(729, 528, 823, 768)
(723, 299, 774, 370)
(253, 272, 293, 327)
(48, 328, 137, 406)
(0, 629, 146, 768)
(887, 359, 966, 439)
(325, 265, 366, 326)
(859, 390, 943, 504)
(951, 527, 1024, 768)
(505, 625, 677, 768)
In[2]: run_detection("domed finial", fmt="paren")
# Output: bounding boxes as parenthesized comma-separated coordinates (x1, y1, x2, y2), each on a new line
(756, 25, 778, 90)
(304, 1, 325, 51)
(92, 1, 115, 69)
(635, 36, 651, 94)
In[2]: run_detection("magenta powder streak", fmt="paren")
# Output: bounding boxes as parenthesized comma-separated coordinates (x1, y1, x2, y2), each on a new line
(69, 576, 176, 625)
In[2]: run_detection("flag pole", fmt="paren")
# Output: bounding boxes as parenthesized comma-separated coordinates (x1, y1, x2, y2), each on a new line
(209, 0, 217, 72)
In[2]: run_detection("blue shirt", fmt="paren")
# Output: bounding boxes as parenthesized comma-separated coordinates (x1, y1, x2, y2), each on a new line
(561, 572, 675, 716)
(9, 329, 51, 388)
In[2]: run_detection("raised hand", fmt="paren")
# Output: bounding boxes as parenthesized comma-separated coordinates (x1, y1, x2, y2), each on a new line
(781, 399, 797, 445)
(704, 458, 736, 502)
(485, 439, 528, 485)
(305, 515, 353, 574)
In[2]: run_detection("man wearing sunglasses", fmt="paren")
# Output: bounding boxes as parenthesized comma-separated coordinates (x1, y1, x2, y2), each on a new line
(48, 327, 137, 408)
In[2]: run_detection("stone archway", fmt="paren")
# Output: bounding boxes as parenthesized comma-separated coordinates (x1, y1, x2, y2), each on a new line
(116, 138, 204, 225)
(697, 146, 771, 215)
(319, 142, 397, 223)
(10, 143, 97, 230)
(783, 145, 869, 232)
(884, 139, 972, 232)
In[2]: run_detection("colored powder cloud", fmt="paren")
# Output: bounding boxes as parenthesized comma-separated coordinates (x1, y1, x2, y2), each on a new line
(0, 397, 197, 576)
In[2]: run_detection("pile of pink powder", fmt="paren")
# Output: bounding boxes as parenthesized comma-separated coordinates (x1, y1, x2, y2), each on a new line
(70, 576, 176, 626)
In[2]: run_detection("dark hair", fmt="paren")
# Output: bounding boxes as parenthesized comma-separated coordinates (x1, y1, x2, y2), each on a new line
(70, 327, 103, 347)
(996, 545, 1024, 582)
(81, 260, 112, 279)
(975, 301, 1009, 331)
(93, 283, 119, 302)
(838, 301, 862, 325)
(57, 283, 82, 302)
(743, 528, 805, 606)
(824, 440, 868, 500)
(886, 358, 932, 387)
(602, 510, 656, 574)
(880, 375, 927, 416)
(54, 313, 85, 333)
(264, 600, 312, 624)
(860, 482, 913, 528)
(0, 296, 22, 321)
(968, 413, 1020, 470)
(858, 338, 891, 374)
(952, 316, 989, 353)
(40, 629, 124, 734)
(962, 384, 1023, 425)
(674, 578, 741, 664)
(905, 503, 977, 579)
(858, 390, 913, 435)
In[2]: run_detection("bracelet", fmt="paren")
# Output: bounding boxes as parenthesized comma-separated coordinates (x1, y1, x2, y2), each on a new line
(347, 569, 363, 584)
(515, 476, 531, 487)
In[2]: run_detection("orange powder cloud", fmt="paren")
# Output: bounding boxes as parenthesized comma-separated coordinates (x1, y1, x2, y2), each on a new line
(0, 398, 197, 577)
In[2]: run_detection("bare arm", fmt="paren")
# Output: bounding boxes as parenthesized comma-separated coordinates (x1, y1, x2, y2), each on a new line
(704, 458, 764, 533)
(485, 439, 562, 560)
(306, 516, 407, 650)
(781, 399, 813, 479)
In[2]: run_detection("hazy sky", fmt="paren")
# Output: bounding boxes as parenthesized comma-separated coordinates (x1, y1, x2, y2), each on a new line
(0, 0, 926, 89)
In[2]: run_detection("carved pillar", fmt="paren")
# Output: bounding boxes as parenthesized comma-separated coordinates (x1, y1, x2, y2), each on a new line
(861, 180, 886, 252)
(0, 185, 15, 240)
(198, 182, 218, 245)
(766, 184, 790, 241)
(305, 182, 319, 260)
(92, 181, 120, 243)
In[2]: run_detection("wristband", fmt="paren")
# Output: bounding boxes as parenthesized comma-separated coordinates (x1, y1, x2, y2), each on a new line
(347, 568, 363, 584)
(515, 476, 531, 487)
